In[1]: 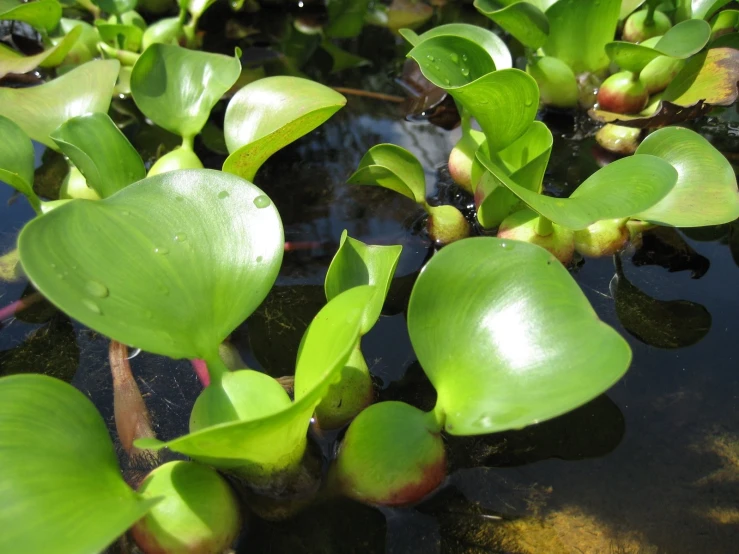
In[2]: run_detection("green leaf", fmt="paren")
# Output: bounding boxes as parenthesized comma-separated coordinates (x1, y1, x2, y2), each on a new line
(95, 0, 136, 15)
(692, 0, 731, 20)
(633, 126, 739, 226)
(474, 0, 549, 50)
(325, 0, 370, 38)
(325, 230, 402, 334)
(223, 76, 346, 182)
(661, 47, 739, 106)
(407, 237, 632, 435)
(131, 45, 242, 140)
(96, 22, 144, 52)
(0, 0, 61, 31)
(477, 121, 553, 229)
(0, 116, 40, 212)
(408, 34, 496, 89)
(406, 23, 512, 70)
(347, 143, 426, 204)
(477, 152, 677, 230)
(0, 59, 119, 149)
(50, 113, 146, 198)
(136, 286, 373, 478)
(0, 374, 156, 553)
(19, 169, 283, 363)
(0, 25, 81, 78)
(620, 0, 647, 19)
(544, 0, 621, 74)
(183, 0, 218, 19)
(606, 19, 711, 73)
(320, 39, 371, 73)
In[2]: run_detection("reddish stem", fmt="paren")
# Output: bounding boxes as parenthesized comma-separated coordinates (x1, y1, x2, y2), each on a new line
(0, 292, 43, 322)
(284, 240, 323, 252)
(191, 358, 210, 387)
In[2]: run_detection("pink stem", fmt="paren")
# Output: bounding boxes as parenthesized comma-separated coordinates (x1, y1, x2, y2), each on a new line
(191, 358, 210, 387)
(0, 292, 43, 322)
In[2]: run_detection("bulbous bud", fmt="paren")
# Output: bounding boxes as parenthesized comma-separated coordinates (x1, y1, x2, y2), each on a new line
(526, 56, 579, 109)
(639, 56, 685, 94)
(574, 219, 630, 257)
(333, 402, 445, 506)
(595, 124, 642, 156)
(142, 17, 186, 51)
(147, 147, 203, 176)
(448, 129, 485, 193)
(623, 9, 672, 43)
(497, 209, 575, 264)
(315, 346, 374, 429)
(597, 71, 649, 114)
(426, 204, 470, 245)
(131, 461, 242, 554)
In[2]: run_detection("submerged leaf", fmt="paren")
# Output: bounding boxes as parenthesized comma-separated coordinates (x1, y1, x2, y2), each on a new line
(223, 76, 346, 181)
(19, 169, 283, 363)
(50, 113, 145, 198)
(0, 374, 156, 553)
(0, 59, 119, 149)
(407, 237, 631, 435)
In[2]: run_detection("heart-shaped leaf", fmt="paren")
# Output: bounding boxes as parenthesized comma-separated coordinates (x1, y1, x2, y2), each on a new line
(0, 0, 61, 31)
(50, 113, 145, 198)
(402, 23, 512, 70)
(346, 144, 426, 204)
(325, 230, 402, 334)
(606, 19, 711, 73)
(19, 169, 283, 365)
(0, 59, 119, 149)
(0, 25, 81, 78)
(131, 45, 242, 141)
(633, 126, 739, 226)
(0, 374, 157, 553)
(0, 115, 40, 212)
(96, 22, 144, 52)
(474, 0, 549, 50)
(544, 0, 621, 74)
(477, 121, 553, 229)
(477, 152, 677, 230)
(223, 76, 346, 181)
(407, 237, 632, 435)
(136, 286, 373, 478)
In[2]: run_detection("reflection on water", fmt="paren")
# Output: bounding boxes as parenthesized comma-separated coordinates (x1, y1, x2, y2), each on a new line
(1, 13, 739, 554)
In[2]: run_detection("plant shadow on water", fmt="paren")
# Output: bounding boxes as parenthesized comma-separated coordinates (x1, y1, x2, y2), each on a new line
(1, 17, 739, 554)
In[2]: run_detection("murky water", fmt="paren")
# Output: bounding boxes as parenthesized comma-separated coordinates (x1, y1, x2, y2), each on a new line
(2, 7, 739, 553)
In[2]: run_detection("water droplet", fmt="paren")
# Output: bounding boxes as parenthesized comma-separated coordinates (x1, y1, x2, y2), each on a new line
(449, 53, 459, 63)
(461, 67, 469, 77)
(256, 255, 264, 262)
(85, 280, 109, 298)
(83, 299, 101, 314)
(426, 54, 435, 61)
(433, 64, 440, 71)
(126, 347, 142, 360)
(174, 233, 187, 242)
(253, 195, 271, 209)
(217, 190, 230, 200)
(462, 54, 468, 61)
(525, 98, 534, 107)
(154, 247, 169, 255)
(500, 242, 508, 249)
(444, 78, 451, 85)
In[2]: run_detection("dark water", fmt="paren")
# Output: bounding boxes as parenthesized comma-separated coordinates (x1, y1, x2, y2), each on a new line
(2, 11, 739, 554)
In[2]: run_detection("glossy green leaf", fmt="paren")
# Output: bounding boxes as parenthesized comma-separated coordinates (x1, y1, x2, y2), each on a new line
(131, 45, 242, 140)
(404, 23, 512, 70)
(0, 374, 156, 553)
(620, 0, 647, 19)
(661, 47, 739, 106)
(19, 169, 283, 364)
(0, 25, 81, 78)
(408, 34, 496, 89)
(606, 19, 711, 73)
(0, 59, 119, 149)
(692, 0, 731, 20)
(96, 22, 144, 52)
(0, 0, 61, 31)
(184, 0, 217, 19)
(95, 0, 136, 15)
(136, 286, 372, 476)
(223, 76, 346, 182)
(325, 230, 402, 334)
(474, 0, 549, 50)
(50, 113, 146, 199)
(408, 237, 631, 435)
(633, 126, 739, 226)
(0, 116, 40, 212)
(347, 144, 426, 204)
(477, 121, 553, 229)
(57, 18, 100, 67)
(544, 0, 621, 74)
(478, 152, 677, 230)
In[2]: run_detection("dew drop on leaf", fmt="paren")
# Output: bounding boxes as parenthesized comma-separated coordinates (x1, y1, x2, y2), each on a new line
(256, 255, 263, 262)
(217, 190, 230, 199)
(174, 233, 187, 242)
(83, 299, 102, 314)
(85, 280, 109, 298)
(450, 53, 459, 63)
(154, 247, 169, 255)
(461, 68, 469, 77)
(253, 195, 271, 209)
